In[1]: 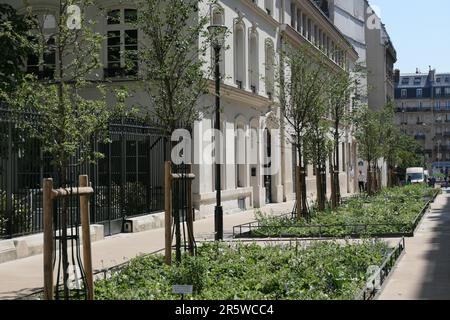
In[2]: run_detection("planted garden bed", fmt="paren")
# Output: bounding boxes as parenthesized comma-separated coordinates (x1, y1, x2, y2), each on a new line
(93, 240, 396, 300)
(234, 185, 438, 239)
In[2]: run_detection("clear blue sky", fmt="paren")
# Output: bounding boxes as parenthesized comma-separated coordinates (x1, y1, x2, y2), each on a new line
(370, 0, 450, 73)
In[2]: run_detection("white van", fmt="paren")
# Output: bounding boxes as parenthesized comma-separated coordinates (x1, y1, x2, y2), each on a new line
(406, 167, 425, 184)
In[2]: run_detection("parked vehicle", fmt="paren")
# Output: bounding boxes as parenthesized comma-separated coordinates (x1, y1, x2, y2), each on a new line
(406, 168, 425, 184)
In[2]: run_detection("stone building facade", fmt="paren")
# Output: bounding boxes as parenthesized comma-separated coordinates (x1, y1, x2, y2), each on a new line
(5, 0, 359, 219)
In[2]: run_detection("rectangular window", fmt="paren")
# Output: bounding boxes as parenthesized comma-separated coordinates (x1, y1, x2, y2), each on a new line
(106, 9, 138, 78)
(107, 31, 121, 70)
(124, 29, 138, 75)
(445, 88, 450, 96)
(436, 88, 442, 96)
(417, 89, 422, 98)
(401, 78, 409, 85)
(107, 9, 120, 24)
(401, 89, 407, 98)
(26, 35, 56, 80)
(124, 9, 137, 23)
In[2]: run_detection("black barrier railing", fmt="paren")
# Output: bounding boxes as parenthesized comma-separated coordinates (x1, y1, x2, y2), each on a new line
(355, 238, 406, 300)
(0, 107, 168, 239)
(233, 190, 439, 239)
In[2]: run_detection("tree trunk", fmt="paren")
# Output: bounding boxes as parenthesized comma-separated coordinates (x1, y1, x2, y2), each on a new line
(367, 161, 373, 196)
(330, 154, 336, 210)
(296, 142, 309, 219)
(332, 126, 341, 209)
(57, 164, 70, 299)
(315, 164, 322, 211)
(321, 161, 327, 211)
(295, 165, 301, 220)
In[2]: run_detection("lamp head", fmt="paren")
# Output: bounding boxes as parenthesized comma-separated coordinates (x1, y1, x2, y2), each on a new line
(208, 25, 227, 50)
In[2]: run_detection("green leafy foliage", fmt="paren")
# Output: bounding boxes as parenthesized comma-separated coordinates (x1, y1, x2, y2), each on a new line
(94, 240, 390, 300)
(254, 184, 436, 237)
(0, 4, 34, 93)
(136, 0, 214, 134)
(0, 190, 32, 237)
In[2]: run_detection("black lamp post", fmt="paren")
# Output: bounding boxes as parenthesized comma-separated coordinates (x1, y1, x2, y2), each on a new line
(208, 24, 227, 241)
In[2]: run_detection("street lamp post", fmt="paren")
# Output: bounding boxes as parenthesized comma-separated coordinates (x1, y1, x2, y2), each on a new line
(208, 25, 227, 241)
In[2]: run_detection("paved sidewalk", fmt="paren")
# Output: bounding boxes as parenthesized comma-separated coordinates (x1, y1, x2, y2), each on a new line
(0, 201, 294, 299)
(379, 192, 450, 300)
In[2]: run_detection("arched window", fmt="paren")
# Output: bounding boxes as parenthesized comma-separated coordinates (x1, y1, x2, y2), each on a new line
(248, 29, 259, 93)
(235, 121, 247, 188)
(265, 39, 275, 99)
(211, 5, 225, 78)
(105, 8, 138, 77)
(234, 20, 246, 89)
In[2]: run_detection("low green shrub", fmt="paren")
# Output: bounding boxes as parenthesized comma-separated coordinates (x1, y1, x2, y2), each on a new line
(253, 184, 436, 238)
(0, 190, 32, 237)
(94, 240, 390, 300)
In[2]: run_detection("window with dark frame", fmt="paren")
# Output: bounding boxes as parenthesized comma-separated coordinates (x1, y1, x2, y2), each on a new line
(26, 35, 56, 80)
(106, 8, 138, 78)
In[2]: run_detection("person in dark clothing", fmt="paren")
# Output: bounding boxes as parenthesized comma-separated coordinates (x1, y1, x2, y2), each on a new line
(358, 171, 366, 193)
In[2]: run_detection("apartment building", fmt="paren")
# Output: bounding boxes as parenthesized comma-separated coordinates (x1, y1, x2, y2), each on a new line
(395, 69, 450, 173)
(323, 0, 397, 187)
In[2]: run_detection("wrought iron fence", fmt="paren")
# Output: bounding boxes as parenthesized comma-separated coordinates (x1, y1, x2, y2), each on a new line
(0, 107, 168, 239)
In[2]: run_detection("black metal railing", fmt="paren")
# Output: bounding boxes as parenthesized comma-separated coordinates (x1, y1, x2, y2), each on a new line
(355, 238, 406, 300)
(0, 107, 168, 239)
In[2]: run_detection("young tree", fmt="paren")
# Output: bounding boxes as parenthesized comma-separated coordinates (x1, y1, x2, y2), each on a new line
(305, 104, 332, 211)
(380, 103, 424, 186)
(0, 4, 34, 93)
(353, 105, 382, 195)
(326, 68, 357, 208)
(136, 0, 213, 136)
(278, 44, 327, 219)
(136, 0, 215, 262)
(1, 0, 124, 298)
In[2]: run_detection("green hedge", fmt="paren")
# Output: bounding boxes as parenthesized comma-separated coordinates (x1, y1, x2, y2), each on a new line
(252, 184, 437, 238)
(95, 240, 390, 300)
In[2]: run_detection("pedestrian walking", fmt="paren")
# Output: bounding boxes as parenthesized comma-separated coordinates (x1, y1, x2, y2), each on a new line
(358, 171, 366, 193)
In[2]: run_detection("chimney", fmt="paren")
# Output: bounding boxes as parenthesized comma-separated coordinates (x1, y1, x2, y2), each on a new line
(394, 69, 400, 84)
(429, 68, 436, 83)
(416, 68, 419, 74)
